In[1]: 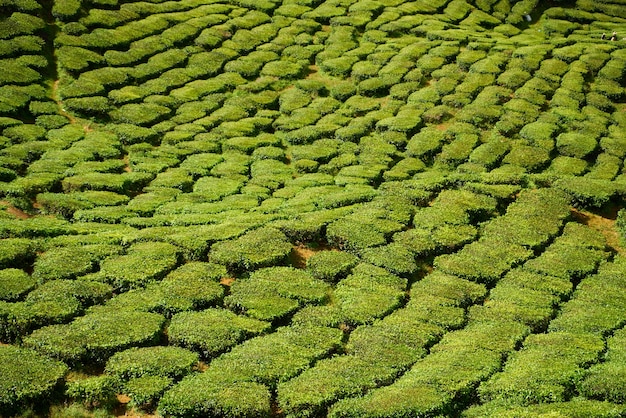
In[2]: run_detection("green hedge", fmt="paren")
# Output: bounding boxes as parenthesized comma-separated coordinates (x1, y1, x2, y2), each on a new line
(105, 345, 198, 382)
(225, 266, 330, 322)
(0, 238, 34, 268)
(23, 309, 165, 365)
(0, 268, 35, 301)
(479, 332, 604, 405)
(32, 244, 121, 282)
(159, 326, 342, 417)
(464, 400, 626, 417)
(305, 250, 359, 282)
(210, 227, 293, 272)
(168, 308, 270, 359)
(97, 242, 180, 290)
(334, 263, 407, 325)
(578, 327, 626, 402)
(0, 345, 67, 415)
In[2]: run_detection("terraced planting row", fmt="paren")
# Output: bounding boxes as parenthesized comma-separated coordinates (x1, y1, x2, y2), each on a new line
(2, 0, 626, 416)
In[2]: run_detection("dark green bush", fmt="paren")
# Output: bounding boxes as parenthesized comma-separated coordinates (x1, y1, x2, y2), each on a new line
(0, 345, 67, 415)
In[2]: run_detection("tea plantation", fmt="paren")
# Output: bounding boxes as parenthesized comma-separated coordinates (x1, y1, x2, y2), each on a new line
(3, 0, 626, 416)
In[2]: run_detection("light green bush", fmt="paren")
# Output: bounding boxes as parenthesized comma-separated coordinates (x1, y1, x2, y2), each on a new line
(98, 242, 180, 290)
(23, 309, 165, 365)
(168, 308, 270, 358)
(225, 266, 330, 321)
(0, 268, 35, 301)
(210, 227, 292, 271)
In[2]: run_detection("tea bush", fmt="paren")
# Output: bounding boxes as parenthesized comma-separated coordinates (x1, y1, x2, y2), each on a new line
(23, 309, 165, 365)
(225, 266, 330, 321)
(97, 241, 180, 290)
(105, 345, 198, 381)
(0, 268, 35, 301)
(210, 227, 292, 271)
(305, 250, 359, 282)
(0, 345, 67, 415)
(65, 375, 116, 409)
(168, 308, 270, 358)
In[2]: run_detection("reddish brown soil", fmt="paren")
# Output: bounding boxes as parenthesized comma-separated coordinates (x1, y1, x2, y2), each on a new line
(0, 200, 32, 219)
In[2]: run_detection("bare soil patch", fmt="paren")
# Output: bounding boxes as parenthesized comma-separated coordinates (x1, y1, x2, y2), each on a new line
(220, 277, 236, 286)
(290, 243, 334, 269)
(0, 200, 32, 219)
(435, 122, 452, 131)
(571, 207, 624, 254)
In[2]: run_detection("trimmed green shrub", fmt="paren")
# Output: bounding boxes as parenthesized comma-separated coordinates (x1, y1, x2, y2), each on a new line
(334, 264, 407, 325)
(0, 268, 35, 301)
(124, 375, 172, 409)
(109, 103, 171, 126)
(556, 132, 597, 158)
(62, 172, 154, 194)
(26, 279, 111, 309)
(65, 375, 116, 409)
(159, 326, 341, 416)
(326, 219, 387, 254)
(210, 227, 292, 272)
(464, 399, 626, 418)
(0, 345, 67, 415)
(225, 266, 330, 322)
(554, 177, 617, 208)
(168, 308, 270, 359)
(435, 240, 533, 285)
(479, 332, 604, 405)
(106, 346, 198, 381)
(406, 127, 447, 159)
(277, 355, 393, 418)
(359, 243, 418, 276)
(23, 309, 165, 365)
(501, 145, 551, 172)
(0, 238, 34, 269)
(98, 242, 180, 290)
(158, 378, 271, 418)
(305, 250, 359, 283)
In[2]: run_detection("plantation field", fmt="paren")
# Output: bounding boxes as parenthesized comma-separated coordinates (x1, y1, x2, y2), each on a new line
(3, 0, 626, 416)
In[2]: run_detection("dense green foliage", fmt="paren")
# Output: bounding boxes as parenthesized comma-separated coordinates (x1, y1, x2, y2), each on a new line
(1, 0, 626, 416)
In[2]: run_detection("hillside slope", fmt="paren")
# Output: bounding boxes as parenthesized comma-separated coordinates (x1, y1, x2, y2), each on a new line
(1, 0, 626, 417)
